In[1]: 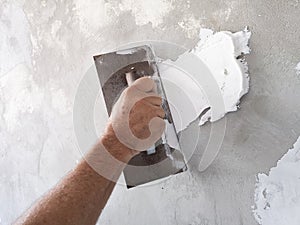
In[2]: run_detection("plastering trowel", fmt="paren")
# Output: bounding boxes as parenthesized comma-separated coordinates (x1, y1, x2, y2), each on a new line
(94, 45, 187, 188)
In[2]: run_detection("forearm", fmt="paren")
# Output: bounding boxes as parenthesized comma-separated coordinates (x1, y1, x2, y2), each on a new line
(15, 134, 133, 225)
(14, 77, 164, 225)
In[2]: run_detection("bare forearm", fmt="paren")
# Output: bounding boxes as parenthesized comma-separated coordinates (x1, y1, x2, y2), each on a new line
(14, 77, 164, 225)
(15, 135, 133, 225)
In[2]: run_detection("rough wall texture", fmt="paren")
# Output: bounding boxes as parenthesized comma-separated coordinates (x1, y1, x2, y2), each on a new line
(0, 0, 299, 224)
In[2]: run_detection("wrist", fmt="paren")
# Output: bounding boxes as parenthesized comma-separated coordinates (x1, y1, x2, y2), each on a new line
(100, 128, 138, 163)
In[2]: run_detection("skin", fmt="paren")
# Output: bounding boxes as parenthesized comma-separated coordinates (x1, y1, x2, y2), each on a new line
(14, 77, 165, 225)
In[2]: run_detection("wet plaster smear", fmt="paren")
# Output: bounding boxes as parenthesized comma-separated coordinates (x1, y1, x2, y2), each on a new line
(253, 137, 300, 225)
(160, 28, 251, 133)
(252, 64, 300, 225)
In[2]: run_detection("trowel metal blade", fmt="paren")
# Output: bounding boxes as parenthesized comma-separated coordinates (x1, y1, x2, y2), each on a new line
(93, 45, 187, 188)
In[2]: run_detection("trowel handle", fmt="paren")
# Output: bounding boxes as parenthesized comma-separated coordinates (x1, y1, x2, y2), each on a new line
(125, 71, 136, 86)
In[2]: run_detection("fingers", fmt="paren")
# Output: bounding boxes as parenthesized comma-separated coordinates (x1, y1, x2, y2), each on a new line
(143, 96, 162, 106)
(148, 117, 166, 143)
(141, 100, 165, 119)
(154, 106, 165, 118)
(132, 77, 156, 93)
(126, 77, 160, 103)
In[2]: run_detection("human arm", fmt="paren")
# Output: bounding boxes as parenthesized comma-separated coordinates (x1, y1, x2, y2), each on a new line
(14, 77, 165, 225)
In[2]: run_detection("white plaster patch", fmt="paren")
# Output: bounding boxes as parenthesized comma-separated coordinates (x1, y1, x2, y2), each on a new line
(0, 64, 44, 132)
(119, 0, 174, 27)
(160, 28, 251, 132)
(212, 1, 237, 22)
(253, 137, 300, 225)
(178, 14, 202, 39)
(296, 62, 300, 75)
(51, 89, 69, 115)
(0, 2, 32, 77)
(48, 79, 71, 115)
(74, 0, 117, 35)
(74, 0, 174, 33)
(51, 20, 62, 37)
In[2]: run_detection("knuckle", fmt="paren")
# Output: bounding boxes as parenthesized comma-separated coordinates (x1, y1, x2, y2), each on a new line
(125, 86, 136, 96)
(136, 99, 146, 108)
(156, 96, 163, 104)
(147, 77, 155, 85)
(149, 93, 160, 98)
(160, 110, 166, 117)
(142, 76, 153, 82)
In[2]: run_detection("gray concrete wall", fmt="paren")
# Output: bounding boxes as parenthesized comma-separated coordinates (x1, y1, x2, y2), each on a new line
(1, 0, 299, 224)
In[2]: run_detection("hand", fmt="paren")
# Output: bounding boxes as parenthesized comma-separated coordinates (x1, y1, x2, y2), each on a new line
(102, 77, 166, 160)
